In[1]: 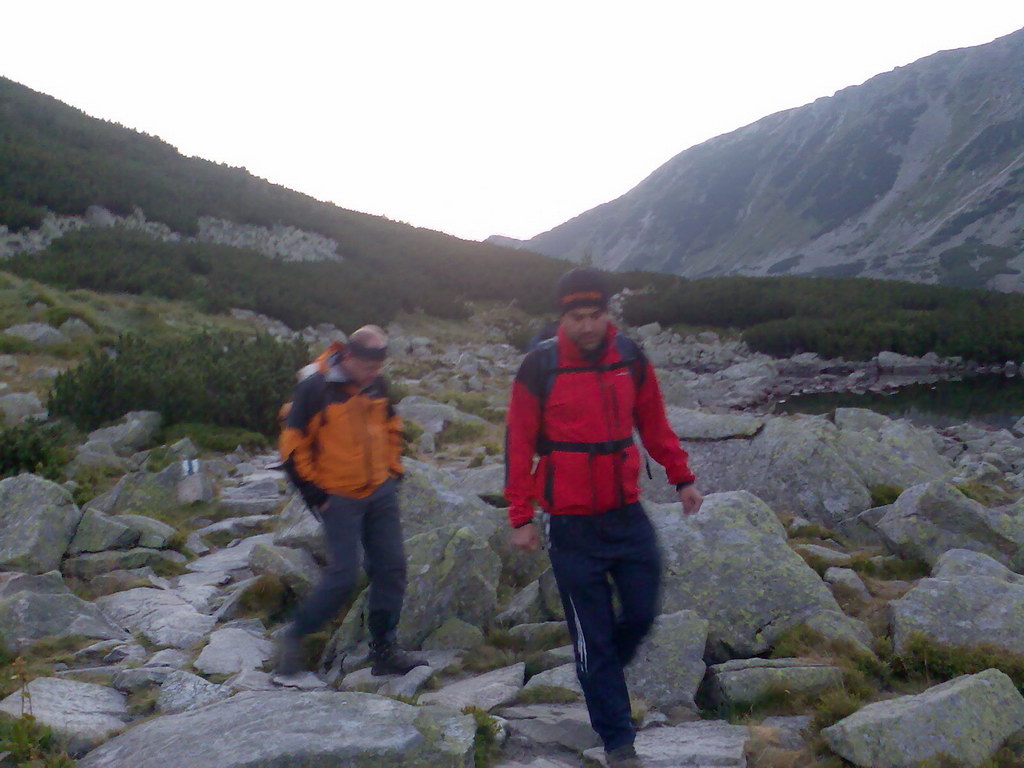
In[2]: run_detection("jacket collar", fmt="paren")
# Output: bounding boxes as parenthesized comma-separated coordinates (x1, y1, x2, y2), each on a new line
(556, 320, 618, 366)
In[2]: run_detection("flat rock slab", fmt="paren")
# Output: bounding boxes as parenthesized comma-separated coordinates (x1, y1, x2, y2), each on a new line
(193, 627, 272, 675)
(96, 588, 217, 649)
(0, 677, 128, 756)
(63, 548, 186, 580)
(667, 408, 766, 440)
(705, 657, 844, 707)
(0, 571, 127, 653)
(186, 533, 276, 573)
(79, 690, 477, 768)
(501, 703, 600, 751)
(824, 669, 1024, 768)
(584, 721, 750, 767)
(421, 662, 525, 712)
(157, 670, 230, 714)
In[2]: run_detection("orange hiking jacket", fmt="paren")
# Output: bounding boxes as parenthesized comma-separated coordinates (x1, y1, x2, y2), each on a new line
(279, 343, 403, 506)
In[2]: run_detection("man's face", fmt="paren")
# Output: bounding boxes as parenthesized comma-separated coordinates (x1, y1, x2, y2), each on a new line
(561, 306, 609, 353)
(341, 353, 384, 389)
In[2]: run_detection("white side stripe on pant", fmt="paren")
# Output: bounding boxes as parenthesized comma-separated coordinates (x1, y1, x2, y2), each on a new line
(568, 595, 588, 674)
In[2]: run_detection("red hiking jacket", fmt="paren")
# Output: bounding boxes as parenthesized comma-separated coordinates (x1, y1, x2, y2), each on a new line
(504, 322, 695, 527)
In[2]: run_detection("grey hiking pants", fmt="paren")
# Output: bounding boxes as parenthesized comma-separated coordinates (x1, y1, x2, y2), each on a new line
(289, 478, 407, 643)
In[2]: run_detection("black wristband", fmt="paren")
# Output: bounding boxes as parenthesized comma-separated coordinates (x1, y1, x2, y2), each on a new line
(512, 519, 534, 529)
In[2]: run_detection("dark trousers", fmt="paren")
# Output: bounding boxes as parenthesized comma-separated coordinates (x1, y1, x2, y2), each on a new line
(290, 478, 407, 643)
(547, 502, 661, 753)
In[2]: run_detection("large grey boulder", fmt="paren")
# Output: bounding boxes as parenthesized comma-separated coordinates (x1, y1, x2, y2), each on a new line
(67, 509, 139, 554)
(79, 690, 476, 768)
(420, 662, 525, 711)
(523, 664, 582, 696)
(100, 468, 179, 519)
(649, 492, 869, 659)
(0, 571, 127, 652)
(625, 609, 708, 710)
(0, 391, 46, 424)
(328, 521, 501, 654)
(86, 411, 161, 456)
(193, 627, 273, 676)
(876, 482, 1024, 570)
(0, 678, 127, 756)
(396, 395, 489, 435)
(645, 413, 950, 529)
(398, 524, 501, 648)
(96, 588, 217, 649)
(823, 669, 1024, 768)
(117, 514, 177, 548)
(401, 459, 544, 587)
(890, 549, 1024, 654)
(453, 463, 506, 499)
(273, 495, 326, 561)
(248, 541, 319, 595)
(703, 658, 843, 708)
(3, 322, 69, 347)
(0, 473, 82, 573)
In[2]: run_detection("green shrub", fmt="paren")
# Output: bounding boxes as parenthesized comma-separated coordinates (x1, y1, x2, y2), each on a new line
(49, 332, 308, 436)
(0, 712, 77, 767)
(0, 335, 29, 354)
(0, 420, 71, 480)
(437, 420, 487, 447)
(515, 685, 580, 705)
(161, 423, 269, 453)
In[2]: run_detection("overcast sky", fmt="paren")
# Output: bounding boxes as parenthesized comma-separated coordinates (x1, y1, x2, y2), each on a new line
(2, 1, 1022, 242)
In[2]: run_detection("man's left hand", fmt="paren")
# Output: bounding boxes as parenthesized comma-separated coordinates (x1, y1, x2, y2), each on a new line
(679, 484, 703, 515)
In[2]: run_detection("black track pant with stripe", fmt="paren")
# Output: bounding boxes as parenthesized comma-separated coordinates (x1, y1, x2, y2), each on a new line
(547, 502, 661, 752)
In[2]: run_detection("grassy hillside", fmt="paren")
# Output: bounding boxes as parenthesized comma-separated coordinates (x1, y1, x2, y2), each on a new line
(0, 77, 573, 321)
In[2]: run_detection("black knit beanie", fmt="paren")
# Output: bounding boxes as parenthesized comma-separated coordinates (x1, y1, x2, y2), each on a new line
(556, 267, 610, 314)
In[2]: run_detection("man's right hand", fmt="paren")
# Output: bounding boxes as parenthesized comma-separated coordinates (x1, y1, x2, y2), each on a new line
(510, 522, 540, 553)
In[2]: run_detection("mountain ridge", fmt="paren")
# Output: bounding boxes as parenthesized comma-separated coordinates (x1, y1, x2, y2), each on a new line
(505, 28, 1024, 291)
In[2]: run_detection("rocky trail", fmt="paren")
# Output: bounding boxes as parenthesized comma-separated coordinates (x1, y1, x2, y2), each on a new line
(2, 319, 1024, 766)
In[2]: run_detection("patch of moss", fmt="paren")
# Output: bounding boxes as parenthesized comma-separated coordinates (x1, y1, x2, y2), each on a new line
(461, 706, 500, 768)
(889, 632, 1024, 692)
(868, 484, 902, 507)
(514, 685, 580, 705)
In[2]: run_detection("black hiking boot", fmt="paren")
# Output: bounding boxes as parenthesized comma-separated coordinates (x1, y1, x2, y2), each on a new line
(273, 631, 305, 676)
(606, 743, 644, 768)
(369, 639, 428, 676)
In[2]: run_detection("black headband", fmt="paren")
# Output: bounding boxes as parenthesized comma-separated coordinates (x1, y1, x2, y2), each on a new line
(347, 340, 388, 361)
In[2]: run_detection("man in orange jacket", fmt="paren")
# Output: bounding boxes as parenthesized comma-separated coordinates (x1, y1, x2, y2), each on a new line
(505, 269, 702, 768)
(277, 325, 425, 676)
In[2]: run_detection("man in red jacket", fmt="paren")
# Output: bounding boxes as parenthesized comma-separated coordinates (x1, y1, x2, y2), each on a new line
(505, 268, 702, 768)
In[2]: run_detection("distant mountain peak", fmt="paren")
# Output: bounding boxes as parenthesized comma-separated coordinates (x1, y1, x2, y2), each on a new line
(522, 27, 1024, 292)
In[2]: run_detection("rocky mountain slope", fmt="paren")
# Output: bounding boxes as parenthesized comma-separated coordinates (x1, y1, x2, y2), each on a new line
(3, 295, 1024, 766)
(507, 28, 1024, 291)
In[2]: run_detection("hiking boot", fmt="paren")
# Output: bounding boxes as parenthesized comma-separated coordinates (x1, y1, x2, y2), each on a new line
(606, 743, 644, 768)
(273, 631, 305, 676)
(369, 639, 428, 676)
